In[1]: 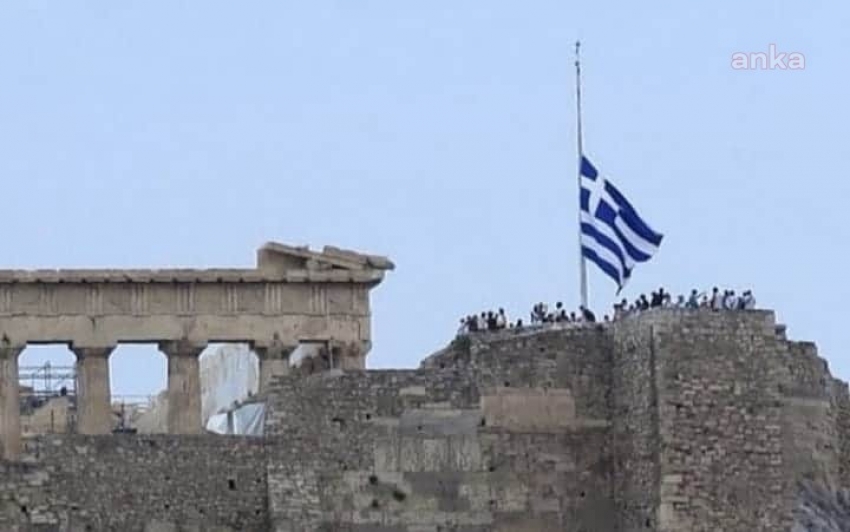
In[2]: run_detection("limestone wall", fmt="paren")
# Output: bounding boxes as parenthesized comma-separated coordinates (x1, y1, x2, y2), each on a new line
(0, 309, 847, 531)
(780, 341, 844, 490)
(0, 435, 268, 532)
(261, 313, 848, 532)
(637, 310, 795, 532)
(265, 325, 615, 531)
(611, 318, 661, 532)
(777, 338, 850, 498)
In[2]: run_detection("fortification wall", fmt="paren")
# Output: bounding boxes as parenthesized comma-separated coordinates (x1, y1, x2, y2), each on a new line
(646, 310, 795, 531)
(779, 340, 850, 490)
(436, 312, 833, 531)
(0, 310, 846, 531)
(264, 326, 614, 531)
(0, 435, 268, 532)
(781, 341, 842, 489)
(611, 317, 661, 531)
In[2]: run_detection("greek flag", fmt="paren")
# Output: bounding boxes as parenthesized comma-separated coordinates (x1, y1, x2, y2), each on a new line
(580, 156, 663, 291)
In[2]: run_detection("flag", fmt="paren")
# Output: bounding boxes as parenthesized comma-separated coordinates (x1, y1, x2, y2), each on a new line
(579, 156, 663, 292)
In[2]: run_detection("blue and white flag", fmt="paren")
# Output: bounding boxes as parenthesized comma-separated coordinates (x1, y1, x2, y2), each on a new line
(580, 156, 663, 292)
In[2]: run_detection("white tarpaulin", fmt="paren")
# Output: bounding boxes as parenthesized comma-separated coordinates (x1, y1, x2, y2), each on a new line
(200, 344, 259, 423)
(205, 402, 266, 436)
(289, 342, 323, 369)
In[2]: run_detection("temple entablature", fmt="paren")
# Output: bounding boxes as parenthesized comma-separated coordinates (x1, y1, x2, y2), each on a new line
(0, 241, 393, 348)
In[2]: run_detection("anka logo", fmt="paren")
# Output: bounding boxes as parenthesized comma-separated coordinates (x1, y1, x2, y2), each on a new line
(731, 44, 805, 70)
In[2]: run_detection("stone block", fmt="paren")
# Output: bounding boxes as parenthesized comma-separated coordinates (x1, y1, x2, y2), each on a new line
(481, 387, 575, 432)
(398, 409, 481, 438)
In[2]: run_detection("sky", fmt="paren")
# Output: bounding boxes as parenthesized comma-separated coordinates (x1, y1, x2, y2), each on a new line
(1, 1, 848, 397)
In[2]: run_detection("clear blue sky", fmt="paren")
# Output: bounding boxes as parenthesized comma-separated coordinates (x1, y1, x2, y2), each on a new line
(1, 1, 847, 396)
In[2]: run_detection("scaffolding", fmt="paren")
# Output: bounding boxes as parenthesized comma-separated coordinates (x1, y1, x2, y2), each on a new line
(15, 365, 163, 434)
(16, 363, 76, 433)
(19, 362, 76, 399)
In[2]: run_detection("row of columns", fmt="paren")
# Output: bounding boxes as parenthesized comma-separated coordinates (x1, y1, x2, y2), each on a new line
(0, 342, 295, 461)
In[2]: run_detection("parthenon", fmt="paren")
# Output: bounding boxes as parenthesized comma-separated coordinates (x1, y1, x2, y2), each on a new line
(0, 242, 393, 459)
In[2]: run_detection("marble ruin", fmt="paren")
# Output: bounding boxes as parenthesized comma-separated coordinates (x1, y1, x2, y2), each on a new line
(0, 242, 393, 458)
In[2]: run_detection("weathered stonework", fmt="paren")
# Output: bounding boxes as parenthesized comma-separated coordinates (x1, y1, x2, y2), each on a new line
(0, 435, 269, 531)
(0, 308, 847, 531)
(0, 242, 393, 456)
(264, 323, 615, 531)
(624, 311, 792, 531)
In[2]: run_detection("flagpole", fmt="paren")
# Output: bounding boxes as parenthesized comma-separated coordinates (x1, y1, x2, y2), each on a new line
(575, 40, 589, 308)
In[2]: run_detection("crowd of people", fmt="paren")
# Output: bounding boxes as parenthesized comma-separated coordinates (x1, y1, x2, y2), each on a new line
(530, 302, 597, 324)
(456, 286, 757, 337)
(457, 309, 513, 334)
(612, 287, 756, 319)
(456, 301, 602, 336)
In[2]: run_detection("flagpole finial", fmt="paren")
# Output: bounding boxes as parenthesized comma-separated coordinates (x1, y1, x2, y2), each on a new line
(575, 40, 581, 67)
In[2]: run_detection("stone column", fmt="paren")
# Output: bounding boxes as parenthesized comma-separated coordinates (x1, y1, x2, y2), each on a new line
(0, 346, 23, 461)
(72, 346, 115, 435)
(160, 341, 205, 435)
(255, 343, 295, 393)
(333, 341, 370, 371)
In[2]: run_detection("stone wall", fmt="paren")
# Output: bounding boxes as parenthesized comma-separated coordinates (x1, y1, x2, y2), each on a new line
(611, 317, 661, 532)
(0, 435, 268, 532)
(0, 309, 848, 531)
(780, 341, 843, 490)
(265, 325, 615, 531)
(433, 313, 848, 532)
(639, 310, 795, 532)
(778, 338, 850, 497)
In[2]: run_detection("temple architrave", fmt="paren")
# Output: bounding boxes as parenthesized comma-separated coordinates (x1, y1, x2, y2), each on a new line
(0, 242, 393, 459)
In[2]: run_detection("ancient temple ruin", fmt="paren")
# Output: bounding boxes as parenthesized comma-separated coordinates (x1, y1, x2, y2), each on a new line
(0, 242, 393, 458)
